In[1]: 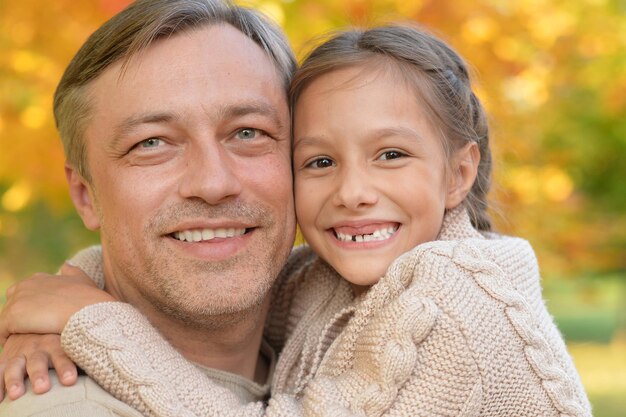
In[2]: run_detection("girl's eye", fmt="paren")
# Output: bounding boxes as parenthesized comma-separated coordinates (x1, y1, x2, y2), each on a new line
(139, 138, 162, 148)
(236, 128, 260, 140)
(379, 150, 405, 160)
(306, 157, 335, 169)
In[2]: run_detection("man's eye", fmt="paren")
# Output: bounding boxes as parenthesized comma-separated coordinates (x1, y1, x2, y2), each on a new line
(379, 150, 405, 160)
(139, 138, 162, 148)
(306, 157, 335, 169)
(236, 128, 259, 140)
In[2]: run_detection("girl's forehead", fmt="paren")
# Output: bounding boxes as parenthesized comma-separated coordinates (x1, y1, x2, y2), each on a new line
(300, 64, 418, 103)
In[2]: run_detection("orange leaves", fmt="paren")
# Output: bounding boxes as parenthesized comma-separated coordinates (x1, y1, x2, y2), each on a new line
(0, 0, 624, 279)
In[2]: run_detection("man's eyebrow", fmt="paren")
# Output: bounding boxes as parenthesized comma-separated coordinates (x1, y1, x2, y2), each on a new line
(111, 112, 178, 147)
(215, 102, 285, 130)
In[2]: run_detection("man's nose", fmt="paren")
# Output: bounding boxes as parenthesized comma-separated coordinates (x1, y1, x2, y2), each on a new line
(332, 166, 379, 210)
(178, 141, 243, 204)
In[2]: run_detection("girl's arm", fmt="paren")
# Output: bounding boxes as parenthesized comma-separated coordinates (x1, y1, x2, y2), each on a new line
(0, 248, 115, 401)
(0, 334, 76, 401)
(59, 286, 431, 417)
(0, 245, 429, 416)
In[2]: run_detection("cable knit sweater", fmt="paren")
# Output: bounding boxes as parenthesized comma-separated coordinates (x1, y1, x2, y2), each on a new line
(60, 208, 592, 417)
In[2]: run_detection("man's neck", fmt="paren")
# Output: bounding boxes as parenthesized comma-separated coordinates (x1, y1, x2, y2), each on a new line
(103, 277, 270, 382)
(149, 297, 271, 382)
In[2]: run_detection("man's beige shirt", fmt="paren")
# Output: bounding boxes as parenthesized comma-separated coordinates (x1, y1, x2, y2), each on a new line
(0, 341, 275, 416)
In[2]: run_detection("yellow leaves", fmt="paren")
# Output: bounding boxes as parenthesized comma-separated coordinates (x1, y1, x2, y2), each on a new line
(526, 8, 575, 47)
(472, 84, 491, 112)
(543, 166, 574, 203)
(11, 50, 40, 74)
(502, 66, 550, 110)
(0, 215, 15, 239)
(257, 1, 286, 26)
(568, 341, 626, 396)
(9, 49, 58, 84)
(20, 105, 47, 130)
(393, 0, 423, 17)
(2, 181, 32, 213)
(492, 37, 531, 63)
(7, 22, 36, 46)
(504, 165, 574, 205)
(0, 0, 622, 285)
(505, 166, 540, 205)
(0, 270, 19, 303)
(461, 15, 497, 44)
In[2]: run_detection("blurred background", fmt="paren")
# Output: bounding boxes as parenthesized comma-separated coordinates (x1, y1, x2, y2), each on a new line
(0, 0, 624, 414)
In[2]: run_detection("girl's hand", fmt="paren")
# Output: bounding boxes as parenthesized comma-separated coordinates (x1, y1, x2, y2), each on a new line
(0, 264, 115, 344)
(0, 334, 77, 402)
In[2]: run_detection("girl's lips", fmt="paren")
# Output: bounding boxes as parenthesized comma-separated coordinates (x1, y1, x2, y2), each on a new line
(328, 223, 401, 246)
(331, 221, 399, 236)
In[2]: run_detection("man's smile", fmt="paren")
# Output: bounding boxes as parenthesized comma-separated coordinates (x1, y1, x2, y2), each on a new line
(172, 227, 249, 242)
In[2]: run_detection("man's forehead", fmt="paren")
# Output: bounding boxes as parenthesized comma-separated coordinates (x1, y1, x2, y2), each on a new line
(85, 24, 288, 126)
(114, 24, 281, 85)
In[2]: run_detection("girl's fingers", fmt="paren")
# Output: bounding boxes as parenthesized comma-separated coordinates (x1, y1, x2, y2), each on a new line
(49, 345, 78, 386)
(25, 350, 52, 394)
(3, 355, 27, 400)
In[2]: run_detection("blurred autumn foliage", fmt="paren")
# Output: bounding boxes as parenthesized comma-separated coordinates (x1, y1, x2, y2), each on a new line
(1, 0, 625, 413)
(0, 0, 624, 276)
(1, 0, 625, 292)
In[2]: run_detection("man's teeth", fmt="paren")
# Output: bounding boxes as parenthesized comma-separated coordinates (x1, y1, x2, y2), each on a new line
(335, 226, 398, 243)
(173, 228, 246, 242)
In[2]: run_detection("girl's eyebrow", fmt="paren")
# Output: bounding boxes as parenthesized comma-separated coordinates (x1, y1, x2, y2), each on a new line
(294, 126, 425, 149)
(292, 135, 326, 149)
(372, 126, 425, 142)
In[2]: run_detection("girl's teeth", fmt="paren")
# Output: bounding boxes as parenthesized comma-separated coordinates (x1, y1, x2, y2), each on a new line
(335, 226, 398, 243)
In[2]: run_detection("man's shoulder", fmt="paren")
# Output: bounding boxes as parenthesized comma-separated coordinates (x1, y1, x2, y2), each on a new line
(0, 371, 143, 417)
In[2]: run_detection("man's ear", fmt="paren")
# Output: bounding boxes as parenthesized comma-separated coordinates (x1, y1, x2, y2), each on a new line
(445, 142, 480, 209)
(65, 164, 101, 230)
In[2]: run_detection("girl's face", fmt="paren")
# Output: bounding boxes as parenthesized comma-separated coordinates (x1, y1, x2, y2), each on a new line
(293, 66, 459, 291)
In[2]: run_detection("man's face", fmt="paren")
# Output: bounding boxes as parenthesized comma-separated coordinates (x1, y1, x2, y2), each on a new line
(71, 24, 295, 324)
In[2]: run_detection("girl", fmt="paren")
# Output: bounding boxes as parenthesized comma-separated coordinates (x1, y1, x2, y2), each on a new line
(0, 24, 591, 416)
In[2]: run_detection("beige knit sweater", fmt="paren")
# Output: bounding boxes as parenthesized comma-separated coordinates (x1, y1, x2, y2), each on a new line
(61, 208, 592, 417)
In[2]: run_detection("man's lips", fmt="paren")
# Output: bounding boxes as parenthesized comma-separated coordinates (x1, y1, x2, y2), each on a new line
(171, 227, 246, 242)
(169, 226, 255, 243)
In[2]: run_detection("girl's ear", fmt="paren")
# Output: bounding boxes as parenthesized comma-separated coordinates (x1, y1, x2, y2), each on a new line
(65, 164, 101, 230)
(445, 142, 480, 209)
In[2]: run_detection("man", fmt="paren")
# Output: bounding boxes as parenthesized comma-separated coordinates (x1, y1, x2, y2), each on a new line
(0, 0, 297, 414)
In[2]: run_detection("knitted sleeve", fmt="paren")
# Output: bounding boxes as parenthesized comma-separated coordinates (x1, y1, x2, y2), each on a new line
(61, 300, 430, 417)
(60, 244, 430, 417)
(66, 245, 105, 289)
